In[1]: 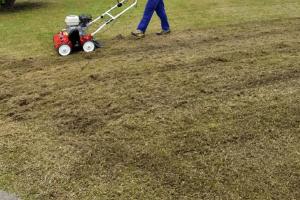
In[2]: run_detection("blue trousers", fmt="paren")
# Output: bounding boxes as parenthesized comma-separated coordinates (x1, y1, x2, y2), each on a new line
(137, 0, 170, 32)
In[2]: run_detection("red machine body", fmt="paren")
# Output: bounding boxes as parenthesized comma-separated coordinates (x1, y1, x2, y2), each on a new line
(53, 31, 73, 49)
(80, 34, 94, 46)
(53, 31, 95, 56)
(53, 32, 93, 49)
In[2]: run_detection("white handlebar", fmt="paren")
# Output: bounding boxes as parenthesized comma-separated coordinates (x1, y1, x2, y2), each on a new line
(89, 0, 138, 36)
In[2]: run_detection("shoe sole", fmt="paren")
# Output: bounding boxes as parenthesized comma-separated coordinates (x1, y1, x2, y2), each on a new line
(131, 33, 145, 39)
(156, 31, 171, 36)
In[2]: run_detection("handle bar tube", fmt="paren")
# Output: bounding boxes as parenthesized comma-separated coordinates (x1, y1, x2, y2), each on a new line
(89, 0, 137, 36)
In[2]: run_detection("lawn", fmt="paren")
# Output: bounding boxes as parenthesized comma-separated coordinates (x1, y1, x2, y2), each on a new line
(0, 0, 300, 200)
(0, 0, 299, 57)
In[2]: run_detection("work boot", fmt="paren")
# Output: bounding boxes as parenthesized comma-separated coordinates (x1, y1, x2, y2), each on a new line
(156, 29, 171, 35)
(131, 30, 145, 39)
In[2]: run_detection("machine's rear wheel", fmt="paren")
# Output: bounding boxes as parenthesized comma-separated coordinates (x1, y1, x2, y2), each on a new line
(83, 41, 95, 53)
(58, 45, 71, 56)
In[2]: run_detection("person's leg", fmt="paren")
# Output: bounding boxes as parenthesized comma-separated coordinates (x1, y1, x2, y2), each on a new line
(155, 0, 170, 31)
(137, 0, 160, 32)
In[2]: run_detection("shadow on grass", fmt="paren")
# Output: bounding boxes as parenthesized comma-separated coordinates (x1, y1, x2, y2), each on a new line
(0, 2, 49, 13)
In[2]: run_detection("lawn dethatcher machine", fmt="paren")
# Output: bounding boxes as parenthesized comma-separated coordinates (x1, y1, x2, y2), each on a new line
(53, 0, 137, 56)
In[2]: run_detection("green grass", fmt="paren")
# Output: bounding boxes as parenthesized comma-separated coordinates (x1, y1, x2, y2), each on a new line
(0, 0, 300, 57)
(0, 0, 300, 200)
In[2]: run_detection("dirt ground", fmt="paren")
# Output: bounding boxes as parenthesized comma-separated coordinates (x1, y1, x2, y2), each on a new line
(0, 18, 299, 199)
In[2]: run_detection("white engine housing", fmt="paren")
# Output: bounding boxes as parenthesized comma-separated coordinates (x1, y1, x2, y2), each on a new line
(65, 15, 80, 26)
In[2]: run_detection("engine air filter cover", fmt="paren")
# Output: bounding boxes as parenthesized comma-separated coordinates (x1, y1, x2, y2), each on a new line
(65, 15, 80, 26)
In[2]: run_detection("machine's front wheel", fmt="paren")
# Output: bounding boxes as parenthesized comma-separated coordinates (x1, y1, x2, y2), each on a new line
(83, 41, 95, 53)
(58, 45, 71, 56)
